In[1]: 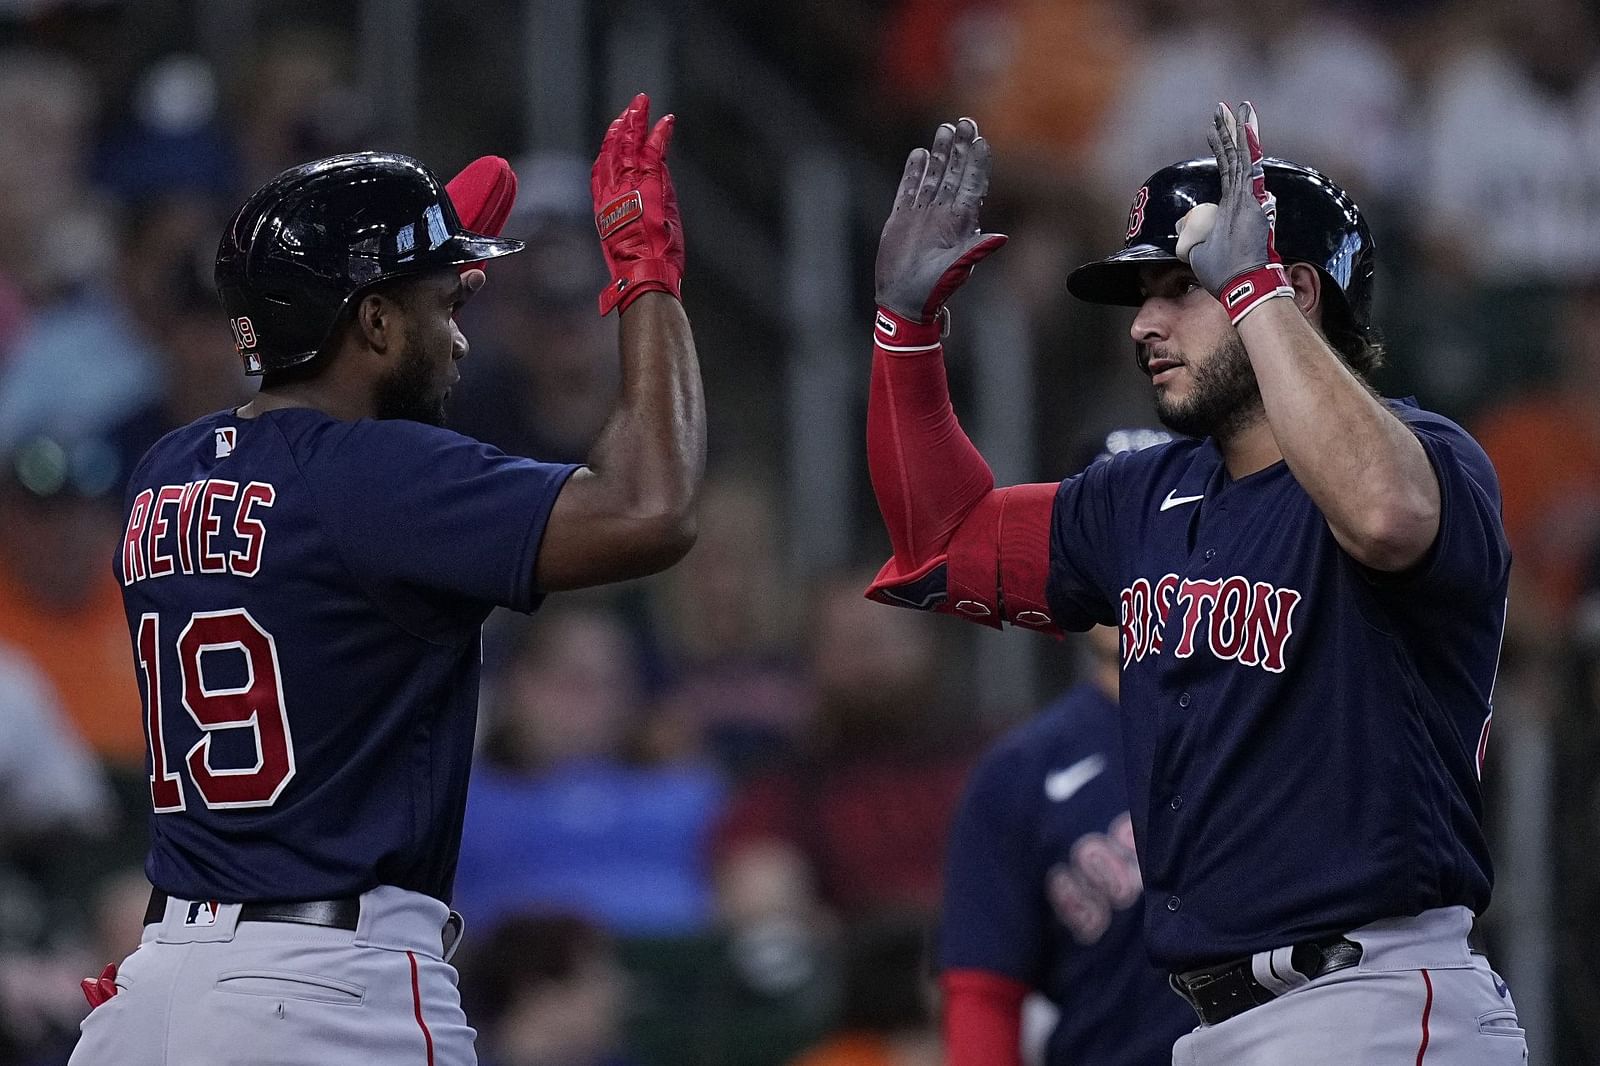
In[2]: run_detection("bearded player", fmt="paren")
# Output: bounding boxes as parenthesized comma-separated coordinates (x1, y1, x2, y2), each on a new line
(866, 106, 1525, 1064)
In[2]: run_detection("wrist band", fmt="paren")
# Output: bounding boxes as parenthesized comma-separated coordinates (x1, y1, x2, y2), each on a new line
(874, 306, 944, 352)
(1220, 264, 1293, 326)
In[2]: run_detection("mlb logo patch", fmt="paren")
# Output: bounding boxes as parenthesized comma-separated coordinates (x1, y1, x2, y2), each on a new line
(215, 427, 236, 458)
(185, 900, 220, 927)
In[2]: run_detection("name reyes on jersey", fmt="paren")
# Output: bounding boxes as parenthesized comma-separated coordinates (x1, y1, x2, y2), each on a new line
(1119, 573, 1301, 673)
(121, 479, 276, 585)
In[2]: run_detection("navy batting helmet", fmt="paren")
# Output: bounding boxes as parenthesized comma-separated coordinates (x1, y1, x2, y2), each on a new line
(215, 152, 524, 376)
(1066, 157, 1375, 334)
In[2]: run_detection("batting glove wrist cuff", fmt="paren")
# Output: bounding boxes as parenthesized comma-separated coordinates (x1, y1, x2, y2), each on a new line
(1220, 264, 1293, 326)
(599, 260, 683, 316)
(874, 305, 946, 353)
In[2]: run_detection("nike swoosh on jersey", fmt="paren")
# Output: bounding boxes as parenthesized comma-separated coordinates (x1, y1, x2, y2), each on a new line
(1044, 754, 1106, 803)
(1160, 490, 1205, 511)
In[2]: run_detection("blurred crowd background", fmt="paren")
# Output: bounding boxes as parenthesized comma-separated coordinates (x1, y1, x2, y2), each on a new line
(1, 0, 1598, 1063)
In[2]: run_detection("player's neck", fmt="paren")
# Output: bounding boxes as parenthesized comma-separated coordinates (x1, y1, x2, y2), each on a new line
(238, 380, 375, 423)
(1216, 416, 1283, 480)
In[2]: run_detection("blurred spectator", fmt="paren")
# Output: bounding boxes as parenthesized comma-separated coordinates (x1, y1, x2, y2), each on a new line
(1404, 0, 1600, 407)
(1091, 0, 1408, 205)
(0, 645, 117, 1063)
(1475, 285, 1600, 643)
(0, 193, 242, 468)
(454, 605, 727, 937)
(459, 912, 639, 1066)
(878, 0, 1136, 177)
(0, 642, 113, 838)
(1418, 0, 1600, 284)
(102, 195, 254, 478)
(654, 474, 810, 777)
(0, 432, 145, 765)
(92, 54, 238, 204)
(451, 153, 619, 463)
(230, 26, 372, 190)
(0, 48, 104, 301)
(785, 916, 940, 1066)
(712, 572, 974, 930)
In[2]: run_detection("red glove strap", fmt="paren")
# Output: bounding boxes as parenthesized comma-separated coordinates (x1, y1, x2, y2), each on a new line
(600, 260, 683, 316)
(1219, 263, 1292, 325)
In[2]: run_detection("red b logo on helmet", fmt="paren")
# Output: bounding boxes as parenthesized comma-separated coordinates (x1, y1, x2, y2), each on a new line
(1125, 186, 1150, 241)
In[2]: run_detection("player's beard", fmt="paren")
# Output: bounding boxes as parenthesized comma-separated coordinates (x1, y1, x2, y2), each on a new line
(1147, 333, 1263, 443)
(374, 321, 449, 427)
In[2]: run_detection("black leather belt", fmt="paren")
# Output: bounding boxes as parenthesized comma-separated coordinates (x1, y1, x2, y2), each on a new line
(1169, 935, 1363, 1026)
(144, 889, 361, 931)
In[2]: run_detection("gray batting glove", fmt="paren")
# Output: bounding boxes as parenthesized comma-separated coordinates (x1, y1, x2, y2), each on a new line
(874, 117, 1008, 325)
(1175, 102, 1293, 325)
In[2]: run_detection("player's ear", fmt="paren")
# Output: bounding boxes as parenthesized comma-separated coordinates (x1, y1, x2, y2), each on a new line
(1286, 262, 1321, 324)
(354, 291, 398, 354)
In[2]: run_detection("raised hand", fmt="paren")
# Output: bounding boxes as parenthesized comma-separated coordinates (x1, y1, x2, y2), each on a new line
(1175, 101, 1293, 325)
(592, 92, 685, 316)
(875, 117, 1007, 328)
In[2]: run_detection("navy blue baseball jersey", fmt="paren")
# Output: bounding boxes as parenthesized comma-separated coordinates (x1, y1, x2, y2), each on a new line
(1045, 400, 1509, 972)
(115, 408, 578, 904)
(939, 681, 1195, 1066)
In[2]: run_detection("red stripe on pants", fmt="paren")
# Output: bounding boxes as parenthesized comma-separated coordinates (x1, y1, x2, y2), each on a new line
(1415, 968, 1434, 1064)
(408, 950, 436, 1066)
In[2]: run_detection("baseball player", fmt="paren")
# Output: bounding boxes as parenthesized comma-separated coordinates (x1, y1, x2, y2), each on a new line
(70, 93, 702, 1066)
(939, 623, 1195, 1066)
(865, 106, 1527, 1064)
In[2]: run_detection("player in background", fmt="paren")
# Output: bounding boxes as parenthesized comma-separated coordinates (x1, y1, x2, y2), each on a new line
(71, 93, 701, 1066)
(864, 106, 1525, 1064)
(940, 434, 1194, 1066)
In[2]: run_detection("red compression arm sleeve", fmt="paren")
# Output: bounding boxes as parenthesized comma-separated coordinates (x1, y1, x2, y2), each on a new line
(864, 310, 1058, 633)
(942, 968, 1028, 1066)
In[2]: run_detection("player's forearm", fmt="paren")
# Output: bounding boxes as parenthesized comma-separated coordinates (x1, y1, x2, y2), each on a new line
(596, 291, 705, 554)
(867, 321, 995, 565)
(1238, 299, 1439, 570)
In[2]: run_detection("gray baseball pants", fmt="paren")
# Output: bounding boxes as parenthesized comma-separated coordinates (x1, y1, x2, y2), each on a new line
(68, 885, 474, 1066)
(1171, 907, 1527, 1065)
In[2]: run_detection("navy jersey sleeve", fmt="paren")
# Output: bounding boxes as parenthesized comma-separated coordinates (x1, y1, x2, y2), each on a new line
(938, 739, 1046, 984)
(1046, 456, 1121, 631)
(1379, 406, 1510, 602)
(297, 419, 580, 613)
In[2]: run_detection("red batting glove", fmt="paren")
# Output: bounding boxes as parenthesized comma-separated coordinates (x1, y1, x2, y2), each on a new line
(446, 155, 519, 271)
(592, 92, 684, 316)
(81, 962, 119, 1008)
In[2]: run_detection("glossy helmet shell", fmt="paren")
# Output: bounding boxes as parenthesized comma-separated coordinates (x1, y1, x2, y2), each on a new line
(1066, 157, 1374, 333)
(215, 152, 524, 375)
